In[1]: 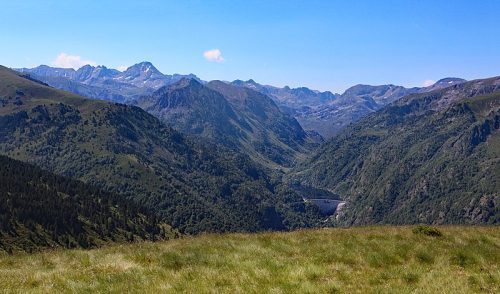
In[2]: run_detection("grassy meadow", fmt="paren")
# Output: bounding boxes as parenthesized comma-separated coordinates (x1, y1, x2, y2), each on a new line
(0, 226, 498, 293)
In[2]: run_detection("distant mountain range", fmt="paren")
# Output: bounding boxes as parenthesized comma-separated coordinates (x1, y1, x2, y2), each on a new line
(231, 79, 339, 108)
(15, 62, 200, 103)
(233, 78, 466, 138)
(15, 63, 467, 138)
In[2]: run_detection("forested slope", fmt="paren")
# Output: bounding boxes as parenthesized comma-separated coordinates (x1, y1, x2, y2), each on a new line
(0, 155, 176, 253)
(0, 66, 323, 235)
(292, 77, 500, 225)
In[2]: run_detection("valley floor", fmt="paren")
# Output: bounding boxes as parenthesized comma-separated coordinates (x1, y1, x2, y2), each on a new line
(0, 226, 498, 293)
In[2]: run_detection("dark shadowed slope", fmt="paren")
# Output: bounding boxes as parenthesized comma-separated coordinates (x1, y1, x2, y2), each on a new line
(0, 155, 177, 253)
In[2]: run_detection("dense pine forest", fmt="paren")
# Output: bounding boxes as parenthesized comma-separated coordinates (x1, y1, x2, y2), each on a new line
(0, 155, 177, 253)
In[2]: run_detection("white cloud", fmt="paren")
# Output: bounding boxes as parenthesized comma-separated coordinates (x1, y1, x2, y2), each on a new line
(422, 79, 435, 87)
(52, 53, 96, 69)
(117, 65, 128, 71)
(203, 49, 224, 63)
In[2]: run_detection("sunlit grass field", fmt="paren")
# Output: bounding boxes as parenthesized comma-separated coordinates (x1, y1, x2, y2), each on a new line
(0, 226, 498, 293)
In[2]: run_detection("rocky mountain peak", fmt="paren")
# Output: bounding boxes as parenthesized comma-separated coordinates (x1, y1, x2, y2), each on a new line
(124, 62, 162, 77)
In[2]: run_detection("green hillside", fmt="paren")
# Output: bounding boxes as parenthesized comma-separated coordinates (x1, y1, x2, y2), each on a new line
(292, 77, 500, 225)
(0, 155, 176, 253)
(0, 226, 498, 293)
(137, 79, 318, 169)
(0, 66, 323, 234)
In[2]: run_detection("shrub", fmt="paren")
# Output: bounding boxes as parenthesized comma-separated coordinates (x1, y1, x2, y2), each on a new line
(412, 225, 442, 237)
(403, 272, 420, 284)
(415, 250, 435, 264)
(452, 251, 477, 268)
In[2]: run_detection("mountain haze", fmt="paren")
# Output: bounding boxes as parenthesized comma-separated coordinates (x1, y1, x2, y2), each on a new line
(232, 78, 467, 138)
(15, 62, 200, 103)
(231, 79, 339, 108)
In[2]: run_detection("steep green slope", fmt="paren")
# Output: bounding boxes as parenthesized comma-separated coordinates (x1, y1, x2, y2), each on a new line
(137, 79, 244, 148)
(0, 66, 322, 234)
(0, 155, 176, 253)
(137, 79, 319, 169)
(292, 77, 500, 225)
(1, 226, 498, 293)
(208, 81, 321, 166)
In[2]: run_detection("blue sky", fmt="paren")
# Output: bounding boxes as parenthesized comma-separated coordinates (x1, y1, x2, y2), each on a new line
(1, 0, 499, 92)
